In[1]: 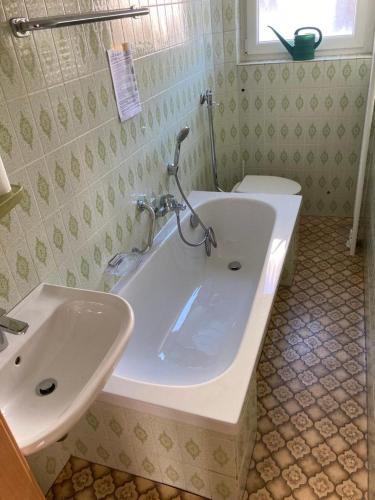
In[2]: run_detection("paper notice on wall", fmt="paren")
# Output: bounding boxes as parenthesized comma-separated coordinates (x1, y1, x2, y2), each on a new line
(107, 44, 141, 122)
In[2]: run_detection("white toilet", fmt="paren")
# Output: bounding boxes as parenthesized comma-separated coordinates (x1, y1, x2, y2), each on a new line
(232, 175, 302, 286)
(232, 175, 301, 196)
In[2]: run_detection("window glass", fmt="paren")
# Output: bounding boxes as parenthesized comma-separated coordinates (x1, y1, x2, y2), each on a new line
(258, 0, 357, 43)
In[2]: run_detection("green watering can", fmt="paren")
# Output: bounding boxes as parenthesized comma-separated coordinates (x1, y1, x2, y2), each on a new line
(268, 26, 323, 61)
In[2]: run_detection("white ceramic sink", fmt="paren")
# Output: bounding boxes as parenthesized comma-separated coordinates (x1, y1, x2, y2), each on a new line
(0, 283, 134, 455)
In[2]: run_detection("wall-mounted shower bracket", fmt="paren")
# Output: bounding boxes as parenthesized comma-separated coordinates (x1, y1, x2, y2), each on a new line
(200, 89, 223, 192)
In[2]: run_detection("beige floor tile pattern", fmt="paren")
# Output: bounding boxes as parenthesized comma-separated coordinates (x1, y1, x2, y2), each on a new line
(47, 217, 368, 500)
(247, 216, 367, 500)
(46, 456, 205, 500)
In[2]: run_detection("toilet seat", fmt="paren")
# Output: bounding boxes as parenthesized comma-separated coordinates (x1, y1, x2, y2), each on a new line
(233, 175, 301, 195)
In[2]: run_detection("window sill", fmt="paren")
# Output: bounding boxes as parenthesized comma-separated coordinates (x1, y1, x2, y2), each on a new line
(237, 53, 372, 66)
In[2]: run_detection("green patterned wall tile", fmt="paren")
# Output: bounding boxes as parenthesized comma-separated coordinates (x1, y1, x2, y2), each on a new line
(44, 210, 74, 266)
(222, 0, 235, 32)
(13, 36, 46, 93)
(30, 91, 61, 153)
(0, 2, 212, 315)
(233, 57, 369, 215)
(26, 224, 58, 281)
(28, 159, 59, 218)
(0, 38, 27, 99)
(97, 72, 116, 121)
(210, 0, 223, 34)
(81, 76, 101, 129)
(75, 249, 92, 285)
(0, 103, 25, 171)
(356, 58, 371, 86)
(63, 197, 92, 251)
(0, 246, 21, 311)
(223, 31, 236, 63)
(3, 237, 39, 298)
(8, 97, 44, 163)
(0, 209, 24, 248)
(209, 472, 237, 500)
(48, 84, 74, 144)
(84, 23, 106, 71)
(68, 25, 91, 77)
(184, 465, 211, 497)
(52, 28, 78, 82)
(65, 79, 89, 136)
(212, 33, 224, 65)
(67, 143, 86, 193)
(33, 31, 63, 86)
(159, 458, 186, 490)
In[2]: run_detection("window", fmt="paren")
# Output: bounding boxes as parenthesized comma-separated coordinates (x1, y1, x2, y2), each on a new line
(245, 0, 375, 59)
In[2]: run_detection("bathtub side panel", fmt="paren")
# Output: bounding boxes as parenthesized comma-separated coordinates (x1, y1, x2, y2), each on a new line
(62, 399, 251, 499)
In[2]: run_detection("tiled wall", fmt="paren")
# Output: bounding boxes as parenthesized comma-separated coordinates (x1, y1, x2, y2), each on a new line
(209, 0, 371, 216)
(0, 0, 371, 307)
(236, 59, 370, 217)
(0, 0, 214, 313)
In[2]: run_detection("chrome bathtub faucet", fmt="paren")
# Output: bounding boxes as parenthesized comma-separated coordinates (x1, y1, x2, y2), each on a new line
(0, 308, 29, 352)
(156, 194, 186, 217)
(107, 194, 187, 264)
(132, 194, 186, 255)
(132, 197, 157, 254)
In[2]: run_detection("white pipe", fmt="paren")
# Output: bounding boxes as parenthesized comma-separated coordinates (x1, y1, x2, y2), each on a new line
(350, 33, 375, 255)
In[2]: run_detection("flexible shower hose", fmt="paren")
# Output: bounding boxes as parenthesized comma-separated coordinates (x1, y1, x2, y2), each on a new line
(173, 173, 217, 256)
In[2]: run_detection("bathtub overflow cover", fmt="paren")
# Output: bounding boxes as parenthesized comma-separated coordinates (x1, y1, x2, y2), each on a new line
(228, 261, 241, 271)
(36, 378, 57, 397)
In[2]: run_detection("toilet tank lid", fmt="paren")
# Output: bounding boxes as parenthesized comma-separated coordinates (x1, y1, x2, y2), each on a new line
(235, 175, 301, 195)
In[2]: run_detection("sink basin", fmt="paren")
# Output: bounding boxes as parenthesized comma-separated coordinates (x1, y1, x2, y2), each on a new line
(0, 284, 134, 455)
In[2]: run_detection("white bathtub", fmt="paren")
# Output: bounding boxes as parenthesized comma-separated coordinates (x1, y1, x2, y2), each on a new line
(101, 191, 301, 433)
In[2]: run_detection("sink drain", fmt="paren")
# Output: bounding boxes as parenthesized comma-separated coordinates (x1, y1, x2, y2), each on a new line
(228, 261, 242, 271)
(36, 378, 57, 397)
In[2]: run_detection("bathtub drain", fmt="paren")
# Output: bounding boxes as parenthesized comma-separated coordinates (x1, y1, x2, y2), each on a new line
(228, 261, 241, 271)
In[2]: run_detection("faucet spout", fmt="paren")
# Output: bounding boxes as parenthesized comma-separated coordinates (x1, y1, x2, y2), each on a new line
(132, 198, 157, 254)
(0, 308, 29, 353)
(0, 308, 29, 335)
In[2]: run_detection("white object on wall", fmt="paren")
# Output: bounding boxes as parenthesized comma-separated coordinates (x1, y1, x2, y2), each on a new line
(107, 43, 141, 122)
(350, 30, 375, 255)
(0, 155, 11, 196)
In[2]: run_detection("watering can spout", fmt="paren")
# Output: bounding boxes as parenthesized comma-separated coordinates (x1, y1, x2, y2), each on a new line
(268, 26, 323, 61)
(268, 26, 294, 57)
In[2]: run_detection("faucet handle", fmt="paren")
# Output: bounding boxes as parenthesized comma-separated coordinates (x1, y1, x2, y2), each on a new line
(158, 194, 186, 215)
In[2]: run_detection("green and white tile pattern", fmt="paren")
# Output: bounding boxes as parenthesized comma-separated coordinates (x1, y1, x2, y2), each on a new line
(32, 373, 257, 500)
(0, 0, 214, 313)
(209, 0, 371, 216)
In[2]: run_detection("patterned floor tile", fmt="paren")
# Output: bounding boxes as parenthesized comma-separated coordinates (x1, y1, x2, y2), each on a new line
(46, 456, 205, 500)
(247, 216, 368, 499)
(47, 217, 368, 500)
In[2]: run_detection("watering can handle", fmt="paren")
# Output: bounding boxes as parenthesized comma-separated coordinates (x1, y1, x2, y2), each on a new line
(294, 27, 323, 48)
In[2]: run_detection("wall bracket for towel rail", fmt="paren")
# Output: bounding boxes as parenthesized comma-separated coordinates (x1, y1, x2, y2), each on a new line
(9, 6, 149, 38)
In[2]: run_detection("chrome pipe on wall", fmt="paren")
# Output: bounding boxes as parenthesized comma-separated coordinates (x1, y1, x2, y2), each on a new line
(200, 89, 223, 192)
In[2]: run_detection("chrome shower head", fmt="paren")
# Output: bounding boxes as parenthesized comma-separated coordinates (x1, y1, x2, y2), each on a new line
(176, 126, 190, 144)
(173, 127, 190, 167)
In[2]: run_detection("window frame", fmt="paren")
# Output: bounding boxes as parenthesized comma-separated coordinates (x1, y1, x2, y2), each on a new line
(244, 0, 375, 60)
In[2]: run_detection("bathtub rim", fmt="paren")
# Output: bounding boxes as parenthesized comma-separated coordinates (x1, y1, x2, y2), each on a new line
(101, 191, 302, 433)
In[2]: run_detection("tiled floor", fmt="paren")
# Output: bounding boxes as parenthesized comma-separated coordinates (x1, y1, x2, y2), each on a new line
(47, 216, 368, 500)
(46, 456, 204, 500)
(247, 216, 367, 499)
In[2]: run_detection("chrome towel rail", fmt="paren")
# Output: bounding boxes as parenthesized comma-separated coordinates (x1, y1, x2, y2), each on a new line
(9, 6, 149, 38)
